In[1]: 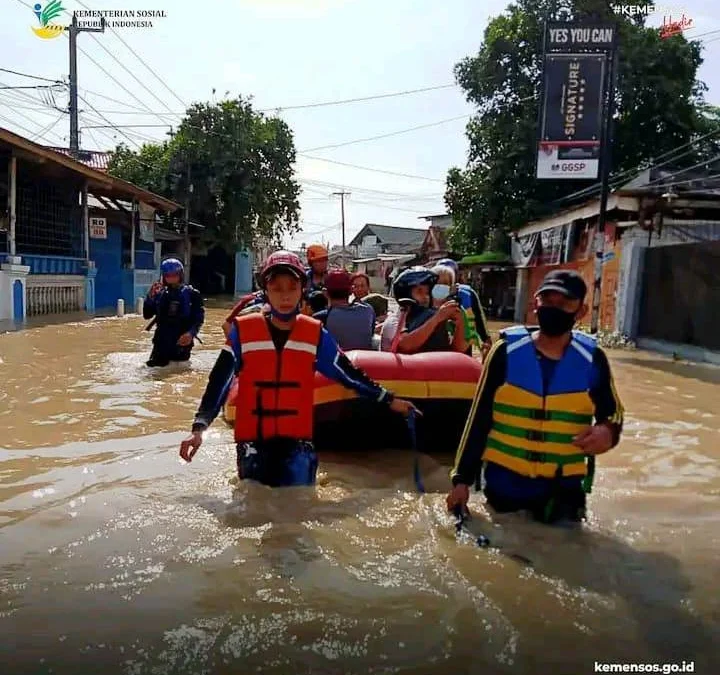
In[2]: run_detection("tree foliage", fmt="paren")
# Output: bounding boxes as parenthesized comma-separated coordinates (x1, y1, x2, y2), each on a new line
(107, 98, 301, 251)
(445, 0, 720, 254)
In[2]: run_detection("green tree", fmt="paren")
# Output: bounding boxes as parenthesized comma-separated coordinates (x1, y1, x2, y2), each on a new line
(107, 142, 171, 198)
(108, 98, 301, 251)
(445, 0, 719, 254)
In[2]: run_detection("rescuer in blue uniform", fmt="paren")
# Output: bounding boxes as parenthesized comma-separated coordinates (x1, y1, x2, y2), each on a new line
(143, 258, 204, 367)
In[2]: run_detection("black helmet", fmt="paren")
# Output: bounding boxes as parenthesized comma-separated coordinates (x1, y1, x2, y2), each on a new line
(392, 266, 438, 303)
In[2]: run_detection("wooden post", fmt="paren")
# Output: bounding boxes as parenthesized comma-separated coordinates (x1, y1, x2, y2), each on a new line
(82, 181, 89, 260)
(8, 155, 16, 256)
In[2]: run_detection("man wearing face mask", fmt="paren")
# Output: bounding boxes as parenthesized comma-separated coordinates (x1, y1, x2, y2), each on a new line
(446, 269, 624, 524)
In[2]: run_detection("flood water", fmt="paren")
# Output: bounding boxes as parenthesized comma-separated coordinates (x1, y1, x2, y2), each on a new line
(1, 305, 719, 674)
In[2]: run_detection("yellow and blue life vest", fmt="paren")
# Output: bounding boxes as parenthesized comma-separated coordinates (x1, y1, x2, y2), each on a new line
(484, 325, 596, 481)
(456, 284, 481, 347)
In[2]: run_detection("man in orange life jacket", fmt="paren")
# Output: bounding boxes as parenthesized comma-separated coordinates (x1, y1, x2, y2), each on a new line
(179, 250, 418, 487)
(446, 270, 624, 524)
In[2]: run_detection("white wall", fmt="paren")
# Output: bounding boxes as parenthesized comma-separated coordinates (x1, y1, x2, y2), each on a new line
(0, 270, 10, 321)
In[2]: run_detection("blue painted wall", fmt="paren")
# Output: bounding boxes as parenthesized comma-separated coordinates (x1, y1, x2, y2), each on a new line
(135, 238, 155, 270)
(235, 250, 253, 295)
(12, 279, 23, 321)
(90, 224, 124, 310)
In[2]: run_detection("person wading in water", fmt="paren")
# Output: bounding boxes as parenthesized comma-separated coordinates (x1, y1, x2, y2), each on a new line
(446, 269, 624, 524)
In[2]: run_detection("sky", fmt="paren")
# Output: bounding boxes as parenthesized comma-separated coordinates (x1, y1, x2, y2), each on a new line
(2, 0, 719, 251)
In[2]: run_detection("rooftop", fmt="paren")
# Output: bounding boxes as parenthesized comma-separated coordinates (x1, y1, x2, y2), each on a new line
(349, 223, 427, 248)
(0, 127, 180, 213)
(45, 147, 112, 172)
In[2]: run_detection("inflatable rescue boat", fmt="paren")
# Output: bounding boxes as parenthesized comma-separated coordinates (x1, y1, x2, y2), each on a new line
(222, 351, 482, 453)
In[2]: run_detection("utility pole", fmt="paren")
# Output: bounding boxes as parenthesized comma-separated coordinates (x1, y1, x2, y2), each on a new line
(331, 190, 350, 267)
(590, 48, 619, 334)
(67, 14, 105, 158)
(184, 164, 193, 281)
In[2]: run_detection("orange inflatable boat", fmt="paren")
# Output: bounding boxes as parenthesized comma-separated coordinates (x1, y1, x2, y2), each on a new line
(222, 350, 482, 453)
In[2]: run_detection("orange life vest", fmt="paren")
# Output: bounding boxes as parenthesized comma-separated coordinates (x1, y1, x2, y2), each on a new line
(233, 312, 321, 443)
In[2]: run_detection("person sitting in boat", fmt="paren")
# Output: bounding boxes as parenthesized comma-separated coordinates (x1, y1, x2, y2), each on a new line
(391, 267, 468, 354)
(312, 269, 375, 351)
(307, 289, 329, 314)
(350, 272, 370, 301)
(435, 258, 492, 357)
(143, 258, 204, 367)
(305, 244, 329, 293)
(178, 250, 417, 487)
(362, 293, 389, 333)
(446, 269, 624, 524)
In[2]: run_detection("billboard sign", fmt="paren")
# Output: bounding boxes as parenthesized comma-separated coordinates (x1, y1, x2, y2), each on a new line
(546, 23, 617, 51)
(536, 52, 607, 180)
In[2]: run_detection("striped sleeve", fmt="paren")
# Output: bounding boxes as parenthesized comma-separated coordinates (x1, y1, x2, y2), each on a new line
(589, 346, 624, 444)
(450, 340, 508, 485)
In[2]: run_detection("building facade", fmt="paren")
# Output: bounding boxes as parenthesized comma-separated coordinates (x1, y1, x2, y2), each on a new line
(0, 127, 183, 324)
(512, 184, 720, 362)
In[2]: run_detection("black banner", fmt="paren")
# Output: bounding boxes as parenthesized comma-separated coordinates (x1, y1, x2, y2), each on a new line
(546, 23, 616, 51)
(540, 53, 606, 147)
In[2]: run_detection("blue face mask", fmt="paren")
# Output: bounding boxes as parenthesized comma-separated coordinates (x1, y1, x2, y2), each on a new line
(269, 303, 301, 321)
(432, 284, 451, 301)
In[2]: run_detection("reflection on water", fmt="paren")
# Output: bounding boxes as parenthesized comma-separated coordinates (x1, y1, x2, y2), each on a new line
(1, 312, 719, 674)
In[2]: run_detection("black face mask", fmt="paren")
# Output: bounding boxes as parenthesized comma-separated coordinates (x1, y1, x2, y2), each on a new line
(536, 305, 577, 336)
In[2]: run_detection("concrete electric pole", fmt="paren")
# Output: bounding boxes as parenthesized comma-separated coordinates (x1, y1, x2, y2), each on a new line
(67, 14, 105, 158)
(331, 190, 350, 267)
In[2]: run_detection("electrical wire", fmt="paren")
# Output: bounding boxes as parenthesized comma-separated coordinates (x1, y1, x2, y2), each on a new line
(298, 154, 445, 182)
(300, 115, 469, 153)
(0, 67, 63, 83)
(29, 113, 65, 141)
(73, 0, 187, 110)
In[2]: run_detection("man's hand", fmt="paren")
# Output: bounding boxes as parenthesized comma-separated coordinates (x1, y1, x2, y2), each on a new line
(389, 397, 421, 418)
(572, 423, 614, 455)
(435, 300, 460, 322)
(446, 483, 470, 512)
(149, 281, 164, 298)
(179, 431, 203, 462)
(481, 339, 492, 360)
(177, 332, 193, 347)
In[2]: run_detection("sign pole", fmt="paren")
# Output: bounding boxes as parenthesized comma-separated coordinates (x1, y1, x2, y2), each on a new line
(589, 47, 619, 334)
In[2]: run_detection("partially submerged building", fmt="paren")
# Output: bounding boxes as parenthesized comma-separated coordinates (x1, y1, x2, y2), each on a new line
(0, 127, 191, 323)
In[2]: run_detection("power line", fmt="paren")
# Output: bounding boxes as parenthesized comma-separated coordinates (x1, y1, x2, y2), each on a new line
(73, 0, 187, 110)
(300, 115, 469, 153)
(30, 113, 65, 141)
(549, 127, 720, 208)
(298, 154, 445, 182)
(0, 67, 63, 83)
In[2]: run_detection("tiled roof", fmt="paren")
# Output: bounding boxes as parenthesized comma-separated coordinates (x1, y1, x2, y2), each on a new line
(45, 147, 111, 171)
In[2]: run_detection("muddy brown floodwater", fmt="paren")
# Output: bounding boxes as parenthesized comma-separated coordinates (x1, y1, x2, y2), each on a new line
(1, 304, 719, 675)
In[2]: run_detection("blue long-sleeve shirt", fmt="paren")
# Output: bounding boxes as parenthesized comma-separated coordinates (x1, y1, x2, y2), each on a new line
(191, 315, 393, 431)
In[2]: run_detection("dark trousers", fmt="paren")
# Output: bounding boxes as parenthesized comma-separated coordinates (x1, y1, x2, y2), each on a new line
(484, 486, 587, 524)
(236, 440, 318, 487)
(146, 331, 193, 367)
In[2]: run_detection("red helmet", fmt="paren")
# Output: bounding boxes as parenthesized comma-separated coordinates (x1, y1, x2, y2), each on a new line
(325, 268, 352, 295)
(260, 250, 307, 288)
